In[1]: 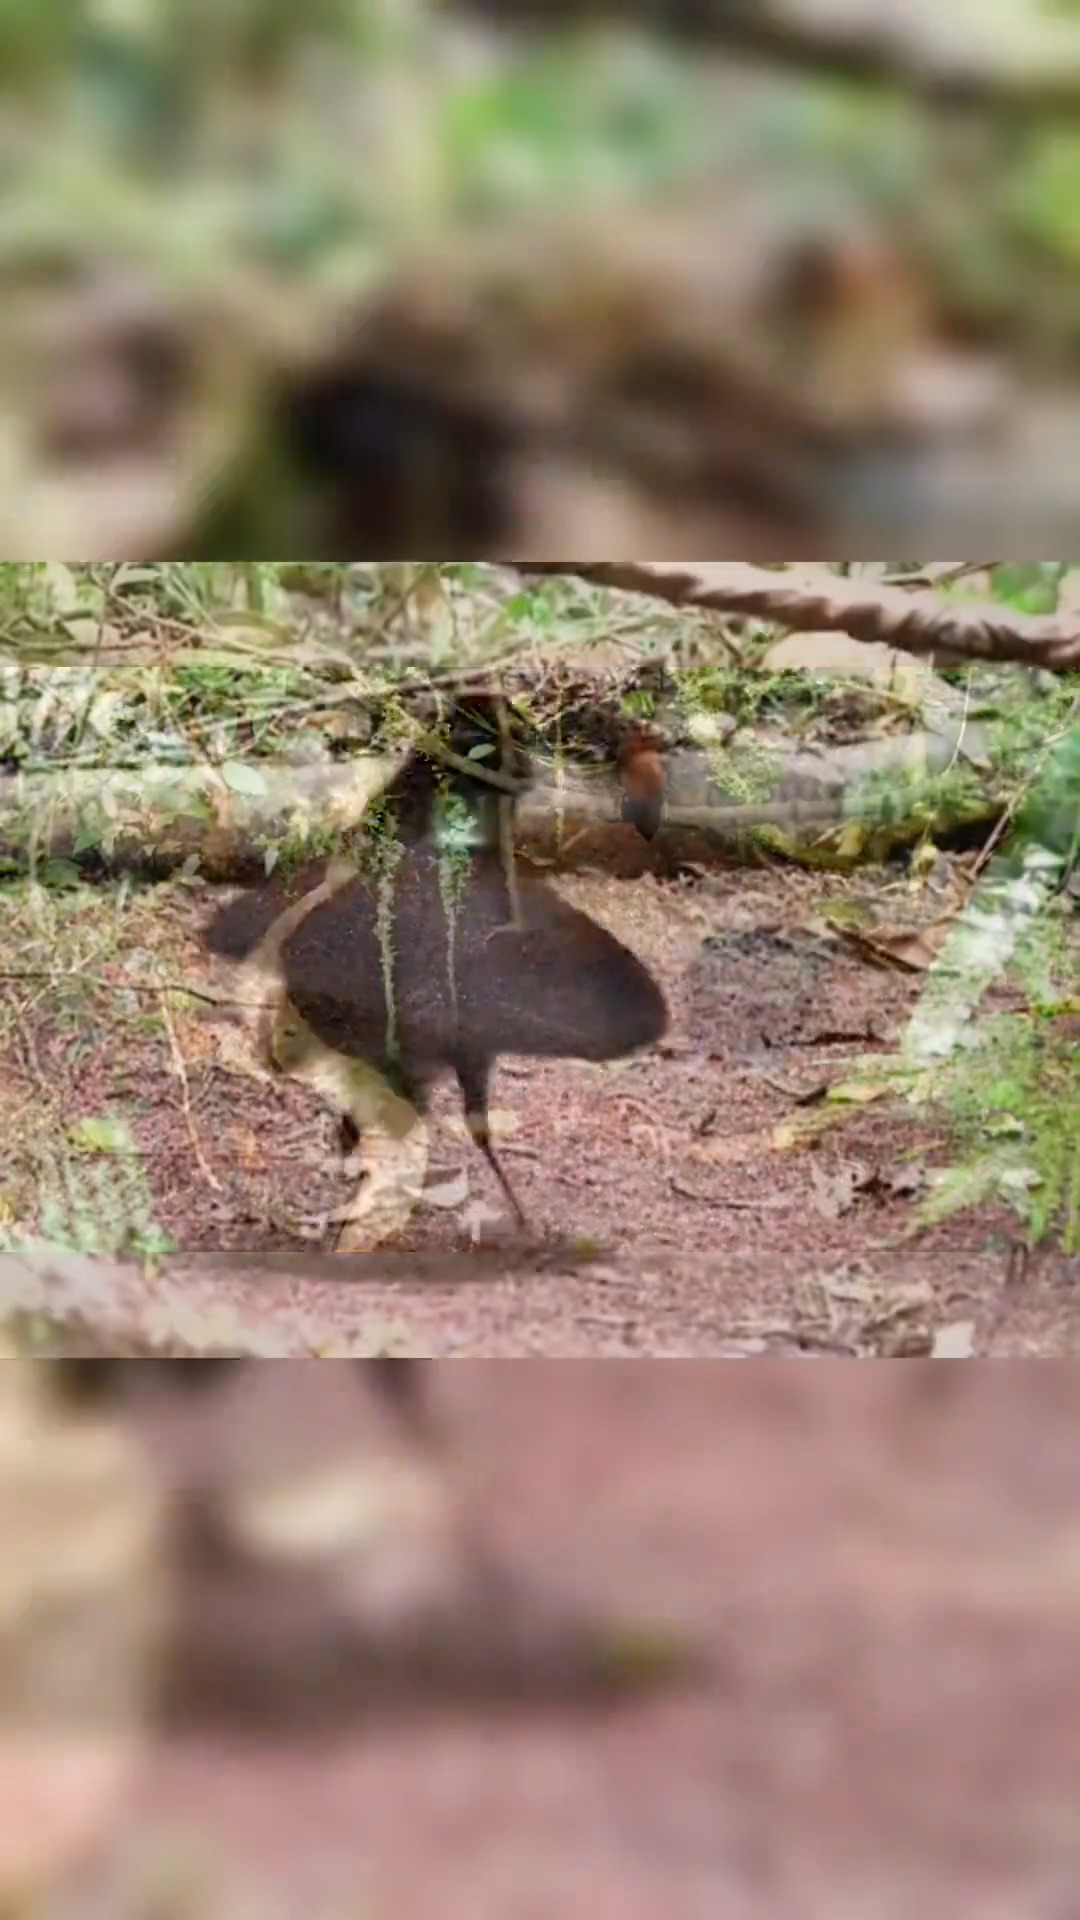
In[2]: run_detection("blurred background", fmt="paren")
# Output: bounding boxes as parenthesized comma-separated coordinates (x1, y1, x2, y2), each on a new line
(1, 0, 1079, 555)
(8, 1359, 1080, 1919)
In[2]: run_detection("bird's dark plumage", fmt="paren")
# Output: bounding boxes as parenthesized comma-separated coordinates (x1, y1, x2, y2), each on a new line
(204, 694, 668, 1230)
(276, 838, 667, 1080)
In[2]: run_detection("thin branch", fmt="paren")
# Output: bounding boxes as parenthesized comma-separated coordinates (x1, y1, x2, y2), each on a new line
(515, 562, 1080, 674)
(0, 968, 242, 1007)
(157, 988, 224, 1193)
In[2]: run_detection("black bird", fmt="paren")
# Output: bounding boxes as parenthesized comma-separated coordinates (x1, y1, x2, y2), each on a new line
(204, 694, 669, 1238)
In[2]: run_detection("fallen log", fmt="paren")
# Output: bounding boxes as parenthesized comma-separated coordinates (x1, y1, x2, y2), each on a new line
(0, 710, 1001, 883)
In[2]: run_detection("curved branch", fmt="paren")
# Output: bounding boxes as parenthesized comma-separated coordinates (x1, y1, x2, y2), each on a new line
(516, 561, 1080, 673)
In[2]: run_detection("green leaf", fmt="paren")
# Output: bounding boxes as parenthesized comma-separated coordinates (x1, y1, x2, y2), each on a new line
(68, 1116, 136, 1154)
(40, 858, 82, 889)
(991, 564, 1063, 616)
(220, 761, 268, 797)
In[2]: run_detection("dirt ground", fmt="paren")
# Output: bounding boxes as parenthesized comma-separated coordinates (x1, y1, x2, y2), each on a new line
(45, 1361, 1080, 1920)
(0, 853, 1076, 1354)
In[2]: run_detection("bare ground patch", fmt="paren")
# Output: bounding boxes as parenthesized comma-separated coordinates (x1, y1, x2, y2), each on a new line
(1, 859, 1076, 1355)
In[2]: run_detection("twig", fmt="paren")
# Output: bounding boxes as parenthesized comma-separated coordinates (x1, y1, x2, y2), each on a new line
(669, 1176, 782, 1210)
(156, 988, 224, 1193)
(0, 968, 251, 1011)
(0, 984, 54, 1107)
(884, 563, 997, 587)
(965, 802, 1017, 889)
(414, 728, 525, 798)
(943, 668, 975, 775)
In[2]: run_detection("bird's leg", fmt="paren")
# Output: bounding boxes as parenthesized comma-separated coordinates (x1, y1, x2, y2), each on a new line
(470, 1116, 528, 1230)
(454, 1056, 528, 1230)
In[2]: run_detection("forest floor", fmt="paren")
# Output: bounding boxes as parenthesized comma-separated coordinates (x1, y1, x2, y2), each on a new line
(1, 846, 1075, 1355)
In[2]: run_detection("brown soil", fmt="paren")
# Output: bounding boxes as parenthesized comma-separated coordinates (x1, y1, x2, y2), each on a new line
(1, 857, 1076, 1355)
(57, 1362, 1080, 1919)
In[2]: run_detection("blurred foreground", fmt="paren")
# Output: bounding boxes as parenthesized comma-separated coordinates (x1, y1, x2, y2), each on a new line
(7, 1360, 1080, 1917)
(1, 4, 1079, 553)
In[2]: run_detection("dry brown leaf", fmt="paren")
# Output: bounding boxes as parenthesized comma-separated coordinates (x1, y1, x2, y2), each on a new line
(770, 1110, 842, 1150)
(835, 910, 959, 973)
(809, 1158, 869, 1219)
(825, 1079, 893, 1106)
(224, 1121, 263, 1171)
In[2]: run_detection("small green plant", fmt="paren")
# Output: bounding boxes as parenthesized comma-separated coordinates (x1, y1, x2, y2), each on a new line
(919, 1005, 1079, 1251)
(3, 1115, 174, 1261)
(902, 708, 1079, 1250)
